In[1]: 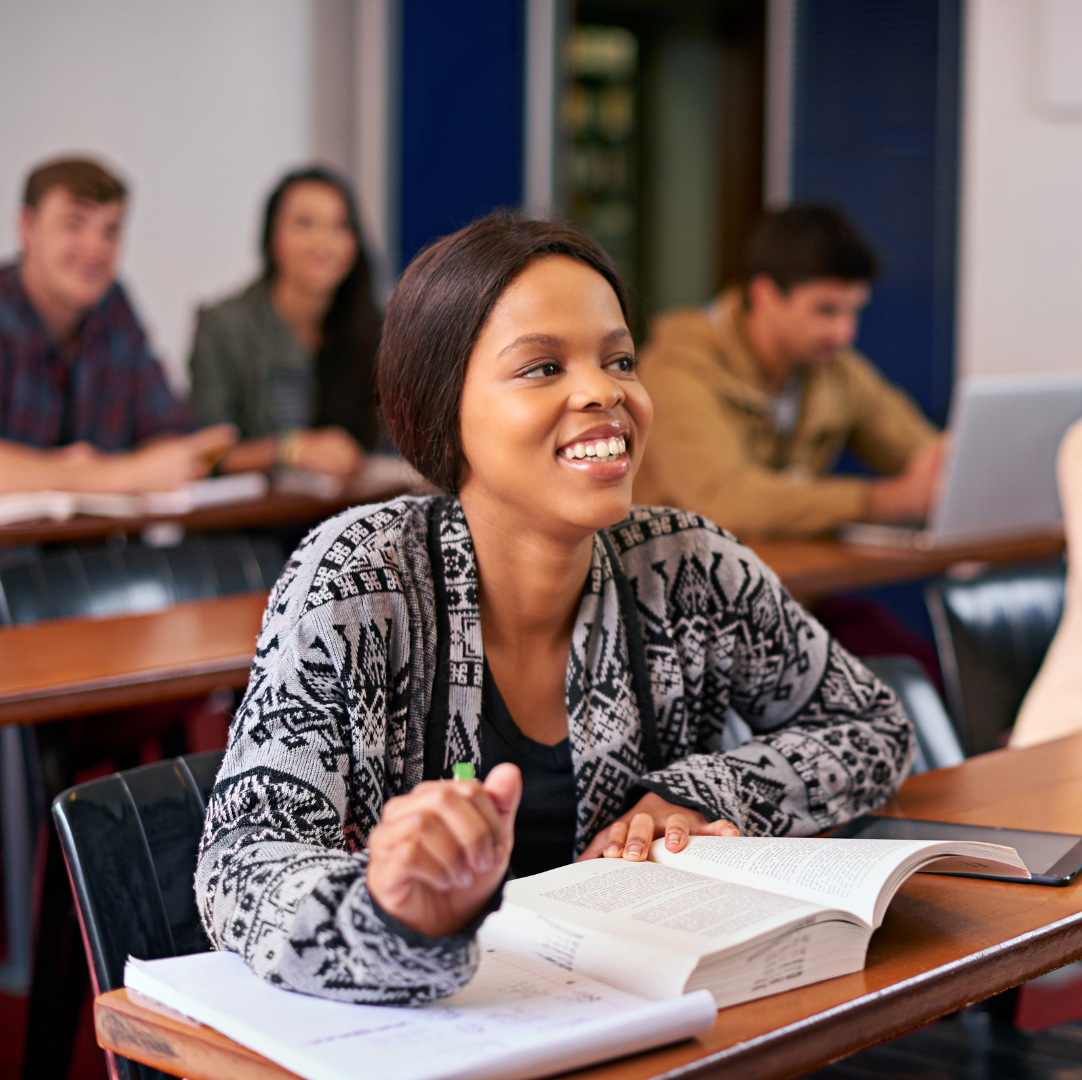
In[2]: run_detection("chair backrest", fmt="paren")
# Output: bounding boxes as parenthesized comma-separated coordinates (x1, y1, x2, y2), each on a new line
(51, 750, 224, 998)
(863, 655, 965, 773)
(0, 533, 283, 625)
(925, 558, 1067, 755)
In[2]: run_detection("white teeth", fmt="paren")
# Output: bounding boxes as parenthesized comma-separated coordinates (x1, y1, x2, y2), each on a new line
(560, 437, 629, 460)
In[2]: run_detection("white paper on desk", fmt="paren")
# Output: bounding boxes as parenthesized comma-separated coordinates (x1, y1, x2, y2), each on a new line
(125, 944, 715, 1080)
(142, 472, 268, 515)
(0, 490, 142, 524)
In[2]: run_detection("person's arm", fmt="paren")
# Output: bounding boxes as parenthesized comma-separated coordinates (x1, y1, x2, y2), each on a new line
(624, 527, 914, 838)
(842, 351, 939, 475)
(640, 357, 871, 536)
(217, 426, 365, 477)
(188, 305, 241, 432)
(195, 551, 498, 1005)
(0, 426, 236, 495)
(841, 352, 946, 523)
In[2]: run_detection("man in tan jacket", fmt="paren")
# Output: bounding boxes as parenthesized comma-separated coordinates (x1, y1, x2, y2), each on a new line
(634, 206, 946, 537)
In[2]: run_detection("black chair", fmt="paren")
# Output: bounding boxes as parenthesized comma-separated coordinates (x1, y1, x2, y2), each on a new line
(925, 558, 1067, 756)
(50, 750, 224, 1080)
(0, 533, 284, 625)
(863, 655, 964, 774)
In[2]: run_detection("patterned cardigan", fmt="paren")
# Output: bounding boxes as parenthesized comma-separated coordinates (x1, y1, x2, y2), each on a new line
(196, 496, 912, 1005)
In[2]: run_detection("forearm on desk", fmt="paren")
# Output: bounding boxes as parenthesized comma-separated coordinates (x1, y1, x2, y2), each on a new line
(0, 439, 127, 495)
(217, 436, 278, 474)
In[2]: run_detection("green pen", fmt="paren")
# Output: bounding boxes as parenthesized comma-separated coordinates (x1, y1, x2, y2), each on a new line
(452, 762, 475, 781)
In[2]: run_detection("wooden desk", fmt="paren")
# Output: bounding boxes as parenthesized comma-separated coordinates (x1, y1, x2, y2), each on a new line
(748, 529, 1065, 602)
(94, 733, 1082, 1080)
(0, 592, 266, 726)
(0, 527, 1066, 729)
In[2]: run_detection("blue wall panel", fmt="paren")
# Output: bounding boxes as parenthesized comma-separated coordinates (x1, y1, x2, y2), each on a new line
(399, 0, 525, 270)
(792, 0, 961, 428)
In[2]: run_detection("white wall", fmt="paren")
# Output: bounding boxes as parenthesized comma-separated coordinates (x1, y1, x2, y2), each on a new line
(0, 0, 370, 390)
(957, 0, 1082, 378)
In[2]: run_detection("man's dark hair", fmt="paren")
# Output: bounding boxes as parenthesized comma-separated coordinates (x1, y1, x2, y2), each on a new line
(378, 211, 631, 494)
(747, 205, 877, 292)
(23, 157, 127, 208)
(261, 166, 383, 450)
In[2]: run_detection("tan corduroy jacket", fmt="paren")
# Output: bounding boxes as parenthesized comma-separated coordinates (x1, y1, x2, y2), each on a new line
(633, 289, 939, 537)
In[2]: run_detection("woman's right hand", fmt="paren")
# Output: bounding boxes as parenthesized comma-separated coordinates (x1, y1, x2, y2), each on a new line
(366, 763, 521, 939)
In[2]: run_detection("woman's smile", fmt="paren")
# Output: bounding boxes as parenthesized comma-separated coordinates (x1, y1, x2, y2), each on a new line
(557, 420, 630, 478)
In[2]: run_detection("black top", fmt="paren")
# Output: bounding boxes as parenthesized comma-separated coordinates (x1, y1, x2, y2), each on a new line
(479, 659, 577, 878)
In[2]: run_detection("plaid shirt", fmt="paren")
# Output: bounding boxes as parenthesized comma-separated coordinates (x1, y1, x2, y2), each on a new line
(0, 262, 193, 450)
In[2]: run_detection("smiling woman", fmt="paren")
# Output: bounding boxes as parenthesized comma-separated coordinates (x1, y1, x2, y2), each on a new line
(189, 167, 383, 479)
(195, 212, 914, 1006)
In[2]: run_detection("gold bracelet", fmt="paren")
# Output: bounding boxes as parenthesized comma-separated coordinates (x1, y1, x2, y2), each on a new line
(277, 430, 305, 468)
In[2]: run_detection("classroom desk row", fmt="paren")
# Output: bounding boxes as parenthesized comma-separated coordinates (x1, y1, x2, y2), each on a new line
(0, 503, 1070, 1080)
(95, 731, 1082, 1080)
(0, 525, 1066, 728)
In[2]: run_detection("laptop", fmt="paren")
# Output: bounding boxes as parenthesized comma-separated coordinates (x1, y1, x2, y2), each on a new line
(840, 374, 1082, 550)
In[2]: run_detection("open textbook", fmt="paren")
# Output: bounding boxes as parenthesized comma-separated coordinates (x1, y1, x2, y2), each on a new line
(483, 835, 1030, 1008)
(124, 946, 716, 1080)
(0, 471, 268, 526)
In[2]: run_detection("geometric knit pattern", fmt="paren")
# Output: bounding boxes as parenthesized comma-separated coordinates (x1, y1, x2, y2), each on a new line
(196, 496, 912, 1004)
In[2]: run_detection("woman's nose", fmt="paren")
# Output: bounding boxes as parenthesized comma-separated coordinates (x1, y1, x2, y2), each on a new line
(569, 366, 623, 410)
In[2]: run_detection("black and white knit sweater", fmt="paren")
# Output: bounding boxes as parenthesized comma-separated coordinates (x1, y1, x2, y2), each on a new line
(196, 496, 912, 1005)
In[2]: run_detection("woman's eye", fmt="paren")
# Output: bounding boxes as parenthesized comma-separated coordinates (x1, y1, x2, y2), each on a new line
(523, 361, 561, 378)
(606, 354, 638, 373)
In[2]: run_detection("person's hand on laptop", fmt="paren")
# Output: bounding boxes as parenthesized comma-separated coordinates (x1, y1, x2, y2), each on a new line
(867, 434, 948, 524)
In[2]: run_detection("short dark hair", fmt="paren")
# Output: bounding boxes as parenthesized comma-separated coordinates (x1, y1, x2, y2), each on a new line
(747, 205, 877, 292)
(378, 211, 631, 494)
(23, 157, 127, 208)
(261, 166, 384, 450)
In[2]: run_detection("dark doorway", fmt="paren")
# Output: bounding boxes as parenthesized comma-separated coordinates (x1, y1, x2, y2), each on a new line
(570, 0, 767, 329)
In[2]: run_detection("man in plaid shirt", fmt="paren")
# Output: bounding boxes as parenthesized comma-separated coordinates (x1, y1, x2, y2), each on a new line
(0, 157, 235, 494)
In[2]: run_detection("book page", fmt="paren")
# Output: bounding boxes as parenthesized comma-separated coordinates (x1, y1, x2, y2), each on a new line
(494, 858, 831, 998)
(652, 836, 932, 927)
(125, 948, 716, 1080)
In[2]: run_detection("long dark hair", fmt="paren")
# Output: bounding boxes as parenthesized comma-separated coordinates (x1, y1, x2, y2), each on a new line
(378, 211, 631, 494)
(262, 167, 382, 450)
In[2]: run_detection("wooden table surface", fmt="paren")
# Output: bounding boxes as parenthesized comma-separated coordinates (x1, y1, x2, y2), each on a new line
(0, 527, 1066, 730)
(95, 733, 1082, 1080)
(0, 592, 266, 726)
(747, 528, 1065, 602)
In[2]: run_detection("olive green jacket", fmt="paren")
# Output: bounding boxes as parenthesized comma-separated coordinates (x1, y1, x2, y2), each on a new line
(633, 289, 939, 537)
(188, 279, 312, 439)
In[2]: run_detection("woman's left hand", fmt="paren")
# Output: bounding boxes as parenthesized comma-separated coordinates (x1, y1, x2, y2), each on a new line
(577, 791, 739, 862)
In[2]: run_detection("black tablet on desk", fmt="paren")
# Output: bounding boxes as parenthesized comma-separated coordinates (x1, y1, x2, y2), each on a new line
(833, 815, 1082, 885)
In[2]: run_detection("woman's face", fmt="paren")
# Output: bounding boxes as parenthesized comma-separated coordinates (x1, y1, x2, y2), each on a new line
(458, 255, 653, 539)
(271, 181, 358, 297)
